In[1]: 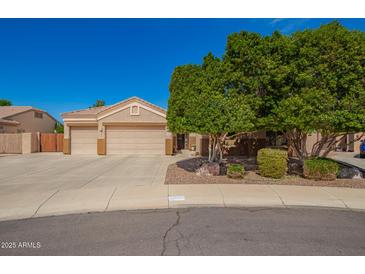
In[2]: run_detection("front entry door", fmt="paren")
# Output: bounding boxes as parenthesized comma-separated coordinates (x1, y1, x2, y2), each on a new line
(177, 134, 186, 150)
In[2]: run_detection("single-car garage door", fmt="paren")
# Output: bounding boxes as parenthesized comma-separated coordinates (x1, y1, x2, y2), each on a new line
(71, 126, 98, 155)
(106, 125, 165, 155)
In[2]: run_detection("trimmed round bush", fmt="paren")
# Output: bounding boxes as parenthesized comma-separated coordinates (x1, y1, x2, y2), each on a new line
(227, 164, 244, 179)
(257, 148, 288, 179)
(303, 158, 339, 180)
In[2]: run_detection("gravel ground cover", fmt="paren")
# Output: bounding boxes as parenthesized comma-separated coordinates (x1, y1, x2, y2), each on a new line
(165, 157, 365, 188)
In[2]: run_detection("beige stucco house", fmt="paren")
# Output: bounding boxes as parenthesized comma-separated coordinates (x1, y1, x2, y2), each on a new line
(0, 106, 57, 134)
(62, 97, 193, 155)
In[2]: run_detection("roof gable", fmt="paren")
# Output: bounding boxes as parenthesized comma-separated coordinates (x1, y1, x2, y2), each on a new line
(97, 97, 166, 120)
(62, 97, 166, 120)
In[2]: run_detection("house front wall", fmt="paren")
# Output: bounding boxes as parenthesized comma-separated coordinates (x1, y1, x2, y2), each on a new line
(8, 110, 56, 133)
(98, 105, 167, 155)
(63, 99, 171, 155)
(185, 131, 267, 157)
(352, 132, 364, 154)
(98, 107, 166, 136)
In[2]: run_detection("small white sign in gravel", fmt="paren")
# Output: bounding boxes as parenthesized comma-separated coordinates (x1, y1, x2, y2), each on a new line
(168, 195, 186, 201)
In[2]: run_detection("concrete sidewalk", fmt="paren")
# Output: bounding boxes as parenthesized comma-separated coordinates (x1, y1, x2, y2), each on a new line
(168, 184, 365, 210)
(1, 182, 365, 221)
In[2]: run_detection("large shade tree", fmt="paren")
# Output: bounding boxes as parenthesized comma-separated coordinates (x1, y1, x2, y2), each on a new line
(268, 22, 365, 160)
(224, 21, 365, 160)
(168, 21, 365, 162)
(167, 53, 256, 162)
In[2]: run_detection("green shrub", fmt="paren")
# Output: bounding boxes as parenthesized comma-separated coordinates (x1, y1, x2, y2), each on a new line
(227, 164, 245, 179)
(303, 158, 339, 180)
(257, 148, 288, 179)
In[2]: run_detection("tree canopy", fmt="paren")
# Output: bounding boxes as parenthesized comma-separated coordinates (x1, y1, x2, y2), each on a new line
(167, 53, 257, 162)
(268, 22, 365, 158)
(0, 99, 12, 106)
(91, 99, 106, 108)
(167, 21, 365, 161)
(55, 122, 64, 133)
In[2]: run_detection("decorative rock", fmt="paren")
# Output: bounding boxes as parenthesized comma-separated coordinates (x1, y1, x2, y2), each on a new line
(338, 166, 363, 179)
(288, 158, 303, 176)
(196, 162, 220, 176)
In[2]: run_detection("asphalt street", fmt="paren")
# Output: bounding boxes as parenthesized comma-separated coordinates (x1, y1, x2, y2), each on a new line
(0, 207, 364, 255)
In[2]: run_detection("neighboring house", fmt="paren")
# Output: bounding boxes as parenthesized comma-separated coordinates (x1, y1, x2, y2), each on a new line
(62, 97, 267, 156)
(0, 106, 57, 134)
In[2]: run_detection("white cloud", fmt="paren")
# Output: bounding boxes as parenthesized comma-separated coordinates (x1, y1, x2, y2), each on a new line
(270, 18, 286, 25)
(278, 18, 311, 34)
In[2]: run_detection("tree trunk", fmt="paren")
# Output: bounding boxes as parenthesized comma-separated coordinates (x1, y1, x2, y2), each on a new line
(286, 130, 365, 160)
(208, 134, 225, 163)
(285, 130, 306, 162)
(211, 136, 217, 162)
(208, 135, 212, 162)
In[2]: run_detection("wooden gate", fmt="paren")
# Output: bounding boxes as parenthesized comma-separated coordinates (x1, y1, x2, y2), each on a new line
(40, 133, 63, 152)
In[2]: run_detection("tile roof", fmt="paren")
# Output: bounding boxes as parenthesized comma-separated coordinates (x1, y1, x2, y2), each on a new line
(0, 106, 34, 119)
(62, 106, 109, 116)
(62, 97, 166, 118)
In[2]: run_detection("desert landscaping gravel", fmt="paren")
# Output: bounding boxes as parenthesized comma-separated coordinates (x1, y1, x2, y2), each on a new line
(165, 158, 365, 189)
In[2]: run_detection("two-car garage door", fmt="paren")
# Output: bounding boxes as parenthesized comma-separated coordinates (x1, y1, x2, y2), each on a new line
(106, 125, 165, 155)
(70, 125, 165, 155)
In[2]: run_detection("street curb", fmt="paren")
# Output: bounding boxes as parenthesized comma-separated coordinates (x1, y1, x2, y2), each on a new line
(1, 203, 364, 223)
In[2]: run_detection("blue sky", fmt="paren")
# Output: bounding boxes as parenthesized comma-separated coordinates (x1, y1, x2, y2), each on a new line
(1, 18, 364, 121)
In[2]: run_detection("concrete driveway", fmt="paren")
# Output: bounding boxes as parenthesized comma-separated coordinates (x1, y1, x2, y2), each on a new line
(1, 153, 365, 222)
(0, 153, 178, 220)
(328, 152, 365, 172)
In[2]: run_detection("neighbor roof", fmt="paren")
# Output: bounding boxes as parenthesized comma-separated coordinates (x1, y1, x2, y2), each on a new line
(0, 106, 57, 122)
(0, 106, 33, 119)
(0, 118, 20, 126)
(62, 97, 166, 119)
